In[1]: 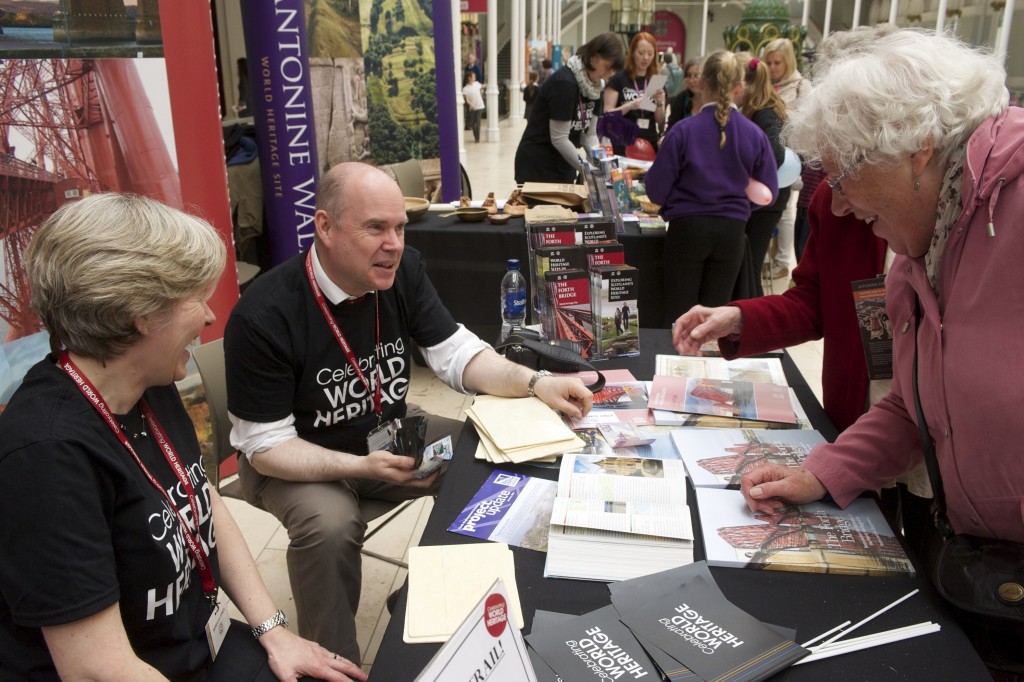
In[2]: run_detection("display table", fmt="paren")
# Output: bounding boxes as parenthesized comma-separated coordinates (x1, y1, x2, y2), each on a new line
(368, 329, 988, 681)
(404, 213, 669, 341)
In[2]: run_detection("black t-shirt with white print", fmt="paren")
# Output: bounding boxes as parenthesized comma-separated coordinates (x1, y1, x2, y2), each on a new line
(515, 65, 601, 184)
(224, 246, 459, 457)
(0, 359, 219, 680)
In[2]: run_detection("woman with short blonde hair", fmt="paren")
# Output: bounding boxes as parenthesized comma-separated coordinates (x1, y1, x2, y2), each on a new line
(2, 193, 367, 682)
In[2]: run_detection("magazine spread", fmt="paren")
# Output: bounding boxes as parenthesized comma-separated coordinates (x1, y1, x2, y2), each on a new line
(695, 488, 916, 577)
(544, 453, 693, 581)
(671, 429, 827, 488)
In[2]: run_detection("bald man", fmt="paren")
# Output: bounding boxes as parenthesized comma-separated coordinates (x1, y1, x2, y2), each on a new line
(224, 162, 591, 664)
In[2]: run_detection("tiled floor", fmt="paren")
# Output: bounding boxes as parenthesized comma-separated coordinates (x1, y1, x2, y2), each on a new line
(223, 117, 824, 677)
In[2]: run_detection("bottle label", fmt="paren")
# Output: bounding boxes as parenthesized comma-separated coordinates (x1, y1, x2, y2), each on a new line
(504, 288, 526, 317)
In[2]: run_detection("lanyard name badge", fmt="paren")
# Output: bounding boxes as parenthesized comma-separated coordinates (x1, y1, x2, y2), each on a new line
(58, 353, 229, 657)
(304, 250, 393, 452)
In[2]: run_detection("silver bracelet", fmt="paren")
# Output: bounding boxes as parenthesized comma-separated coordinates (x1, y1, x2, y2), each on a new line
(528, 370, 552, 397)
(251, 609, 288, 639)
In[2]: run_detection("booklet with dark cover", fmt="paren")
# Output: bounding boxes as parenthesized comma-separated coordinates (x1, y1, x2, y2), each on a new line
(612, 574, 807, 682)
(526, 605, 661, 682)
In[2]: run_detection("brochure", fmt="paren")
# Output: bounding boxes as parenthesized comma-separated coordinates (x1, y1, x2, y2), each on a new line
(613, 573, 807, 682)
(448, 469, 558, 552)
(671, 428, 827, 488)
(649, 376, 798, 425)
(695, 488, 916, 577)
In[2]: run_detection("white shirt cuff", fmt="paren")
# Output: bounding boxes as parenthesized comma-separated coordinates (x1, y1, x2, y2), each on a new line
(421, 324, 490, 394)
(229, 411, 297, 461)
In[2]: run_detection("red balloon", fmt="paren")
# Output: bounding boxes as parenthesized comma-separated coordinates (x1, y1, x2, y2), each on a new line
(625, 138, 656, 161)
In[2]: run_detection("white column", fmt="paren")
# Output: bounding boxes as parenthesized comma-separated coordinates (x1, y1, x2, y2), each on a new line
(540, 0, 547, 42)
(511, 0, 523, 124)
(582, 0, 588, 43)
(557, 0, 563, 45)
(453, 0, 466, 163)
(530, 0, 537, 41)
(889, 0, 899, 25)
(823, 0, 834, 38)
(701, 0, 709, 55)
(935, 0, 948, 32)
(802, 0, 811, 28)
(995, 0, 1017, 61)
(486, 0, 500, 141)
(853, 0, 863, 27)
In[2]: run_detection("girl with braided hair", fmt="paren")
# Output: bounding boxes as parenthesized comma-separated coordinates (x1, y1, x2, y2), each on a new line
(647, 49, 778, 326)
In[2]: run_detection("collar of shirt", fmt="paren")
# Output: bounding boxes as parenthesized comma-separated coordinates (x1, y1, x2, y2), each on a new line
(309, 242, 373, 304)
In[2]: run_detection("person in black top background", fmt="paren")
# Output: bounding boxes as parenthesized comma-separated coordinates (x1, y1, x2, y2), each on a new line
(514, 33, 625, 184)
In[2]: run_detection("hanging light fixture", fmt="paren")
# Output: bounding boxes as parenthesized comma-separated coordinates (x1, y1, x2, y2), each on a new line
(610, 0, 656, 36)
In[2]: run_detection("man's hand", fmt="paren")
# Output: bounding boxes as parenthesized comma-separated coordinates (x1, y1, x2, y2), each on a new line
(362, 450, 440, 488)
(532, 376, 593, 419)
(672, 305, 744, 356)
(739, 464, 827, 515)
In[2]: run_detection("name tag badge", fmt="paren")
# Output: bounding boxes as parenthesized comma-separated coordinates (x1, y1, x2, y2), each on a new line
(367, 419, 397, 453)
(637, 118, 650, 130)
(205, 601, 229, 660)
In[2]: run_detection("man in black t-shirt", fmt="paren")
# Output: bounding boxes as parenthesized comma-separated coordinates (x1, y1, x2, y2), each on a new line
(224, 163, 593, 665)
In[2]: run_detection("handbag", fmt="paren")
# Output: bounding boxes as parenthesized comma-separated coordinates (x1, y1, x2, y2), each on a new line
(911, 300, 1024, 671)
(495, 329, 605, 393)
(597, 111, 640, 148)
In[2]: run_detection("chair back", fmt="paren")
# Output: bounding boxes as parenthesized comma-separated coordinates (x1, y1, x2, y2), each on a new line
(392, 158, 425, 199)
(192, 338, 232, 486)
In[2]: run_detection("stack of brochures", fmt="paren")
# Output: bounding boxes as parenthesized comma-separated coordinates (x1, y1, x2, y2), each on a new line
(466, 395, 579, 464)
(527, 562, 808, 682)
(543, 452, 694, 582)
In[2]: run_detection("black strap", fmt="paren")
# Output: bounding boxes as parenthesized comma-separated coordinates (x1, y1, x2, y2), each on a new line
(495, 335, 606, 393)
(911, 298, 953, 538)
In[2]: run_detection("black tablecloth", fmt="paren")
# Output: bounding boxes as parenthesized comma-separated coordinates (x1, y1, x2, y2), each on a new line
(368, 329, 988, 681)
(404, 213, 675, 341)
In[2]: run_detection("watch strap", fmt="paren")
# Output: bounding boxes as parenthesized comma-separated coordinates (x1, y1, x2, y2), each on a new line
(251, 609, 288, 639)
(528, 370, 552, 397)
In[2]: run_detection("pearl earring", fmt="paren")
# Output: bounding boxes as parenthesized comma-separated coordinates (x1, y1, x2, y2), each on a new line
(913, 179, 921, 192)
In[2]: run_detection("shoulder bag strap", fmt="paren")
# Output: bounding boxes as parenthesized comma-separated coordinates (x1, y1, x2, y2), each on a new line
(911, 298, 954, 538)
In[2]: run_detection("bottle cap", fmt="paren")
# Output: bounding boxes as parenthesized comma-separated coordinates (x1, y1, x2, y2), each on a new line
(507, 258, 520, 270)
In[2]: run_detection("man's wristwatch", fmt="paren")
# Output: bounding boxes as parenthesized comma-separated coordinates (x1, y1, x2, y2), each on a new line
(251, 609, 289, 639)
(528, 370, 552, 397)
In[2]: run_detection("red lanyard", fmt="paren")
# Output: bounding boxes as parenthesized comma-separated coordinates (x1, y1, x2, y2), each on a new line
(305, 249, 382, 420)
(58, 352, 218, 604)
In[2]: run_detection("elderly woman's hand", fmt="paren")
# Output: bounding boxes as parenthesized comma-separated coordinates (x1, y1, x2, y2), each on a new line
(261, 627, 368, 682)
(672, 305, 743, 356)
(739, 464, 827, 515)
(532, 376, 593, 419)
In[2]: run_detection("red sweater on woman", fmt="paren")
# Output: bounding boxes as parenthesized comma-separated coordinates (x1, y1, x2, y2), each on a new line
(718, 183, 888, 432)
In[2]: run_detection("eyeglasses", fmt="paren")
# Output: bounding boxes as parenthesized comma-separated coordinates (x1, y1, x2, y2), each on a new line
(825, 158, 864, 196)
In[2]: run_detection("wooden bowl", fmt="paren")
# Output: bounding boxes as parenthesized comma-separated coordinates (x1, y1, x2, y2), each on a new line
(404, 197, 430, 222)
(454, 207, 489, 223)
(487, 213, 511, 225)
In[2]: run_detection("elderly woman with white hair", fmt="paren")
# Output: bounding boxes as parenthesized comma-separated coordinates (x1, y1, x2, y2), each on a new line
(738, 29, 1023, 673)
(0, 194, 367, 681)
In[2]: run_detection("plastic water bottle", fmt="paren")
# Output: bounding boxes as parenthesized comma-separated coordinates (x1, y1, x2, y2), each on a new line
(499, 258, 527, 342)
